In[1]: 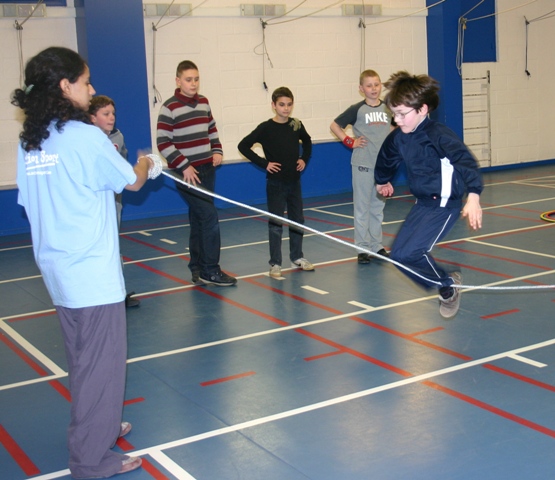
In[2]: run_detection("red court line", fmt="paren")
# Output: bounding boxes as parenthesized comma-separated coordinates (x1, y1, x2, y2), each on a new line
(407, 327, 444, 337)
(114, 257, 555, 399)
(299, 328, 555, 440)
(116, 436, 169, 479)
(7, 311, 55, 322)
(305, 350, 344, 361)
(242, 281, 472, 361)
(245, 269, 555, 399)
(423, 380, 555, 438)
(296, 329, 411, 377)
(483, 211, 544, 222)
(481, 309, 520, 320)
(304, 215, 352, 229)
(0, 332, 49, 376)
(441, 245, 553, 270)
(48, 380, 71, 402)
(122, 261, 192, 286)
(473, 223, 554, 241)
(124, 397, 145, 406)
(200, 371, 256, 386)
(350, 316, 472, 361)
(483, 364, 555, 393)
(141, 458, 170, 480)
(304, 196, 353, 208)
(197, 287, 287, 326)
(0, 424, 40, 476)
(505, 206, 548, 213)
(116, 437, 134, 452)
(435, 257, 546, 285)
(121, 234, 189, 258)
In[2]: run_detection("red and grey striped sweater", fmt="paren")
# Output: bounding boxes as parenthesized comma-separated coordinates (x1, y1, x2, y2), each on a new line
(156, 89, 223, 171)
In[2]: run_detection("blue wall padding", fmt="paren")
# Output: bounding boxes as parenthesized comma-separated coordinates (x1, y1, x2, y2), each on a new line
(76, 0, 152, 163)
(461, 0, 496, 63)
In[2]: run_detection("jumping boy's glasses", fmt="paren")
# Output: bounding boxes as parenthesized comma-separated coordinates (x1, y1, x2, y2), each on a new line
(391, 108, 414, 119)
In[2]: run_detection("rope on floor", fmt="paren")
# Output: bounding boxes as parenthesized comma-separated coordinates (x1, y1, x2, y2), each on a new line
(162, 170, 555, 291)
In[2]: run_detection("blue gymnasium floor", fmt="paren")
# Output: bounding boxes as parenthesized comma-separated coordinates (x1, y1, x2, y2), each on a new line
(2, 164, 555, 480)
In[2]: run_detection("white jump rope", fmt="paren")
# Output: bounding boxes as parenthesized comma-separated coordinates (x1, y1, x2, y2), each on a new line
(146, 157, 555, 292)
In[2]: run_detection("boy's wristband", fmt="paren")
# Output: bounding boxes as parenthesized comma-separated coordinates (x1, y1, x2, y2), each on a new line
(342, 136, 355, 148)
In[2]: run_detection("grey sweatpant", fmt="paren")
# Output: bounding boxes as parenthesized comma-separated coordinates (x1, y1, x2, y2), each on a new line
(352, 164, 385, 254)
(56, 302, 128, 479)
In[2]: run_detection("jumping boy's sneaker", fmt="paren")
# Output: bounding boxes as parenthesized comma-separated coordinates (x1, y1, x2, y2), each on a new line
(199, 270, 238, 287)
(439, 272, 462, 319)
(291, 258, 315, 271)
(269, 264, 282, 278)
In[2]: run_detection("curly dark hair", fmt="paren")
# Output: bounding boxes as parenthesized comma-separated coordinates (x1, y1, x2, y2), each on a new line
(383, 71, 440, 113)
(11, 46, 92, 152)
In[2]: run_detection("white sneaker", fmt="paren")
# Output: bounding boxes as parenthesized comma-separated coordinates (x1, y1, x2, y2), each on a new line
(269, 264, 282, 278)
(439, 272, 462, 319)
(291, 258, 315, 271)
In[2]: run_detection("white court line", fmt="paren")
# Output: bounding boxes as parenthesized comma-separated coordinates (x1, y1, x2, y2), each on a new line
(0, 318, 65, 376)
(508, 353, 547, 368)
(468, 239, 555, 259)
(113, 337, 555, 464)
(516, 181, 555, 189)
(138, 230, 152, 236)
(301, 285, 329, 295)
(0, 372, 67, 392)
(4, 220, 554, 283)
(161, 238, 178, 245)
(348, 300, 376, 310)
(3, 189, 555, 253)
(3, 267, 555, 391)
(149, 450, 197, 479)
(36, 336, 555, 480)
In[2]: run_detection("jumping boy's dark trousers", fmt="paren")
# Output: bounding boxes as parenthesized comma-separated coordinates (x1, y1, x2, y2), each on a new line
(176, 163, 222, 275)
(266, 177, 305, 266)
(390, 202, 460, 289)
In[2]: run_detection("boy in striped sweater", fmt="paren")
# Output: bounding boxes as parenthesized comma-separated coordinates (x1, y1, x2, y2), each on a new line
(157, 60, 237, 286)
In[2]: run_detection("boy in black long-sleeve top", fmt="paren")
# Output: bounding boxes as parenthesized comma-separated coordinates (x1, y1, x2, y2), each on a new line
(238, 87, 313, 279)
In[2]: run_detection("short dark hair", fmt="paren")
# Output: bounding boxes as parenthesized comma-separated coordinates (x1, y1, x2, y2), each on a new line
(272, 86, 294, 103)
(11, 46, 91, 151)
(383, 71, 440, 113)
(176, 60, 198, 76)
(89, 95, 115, 116)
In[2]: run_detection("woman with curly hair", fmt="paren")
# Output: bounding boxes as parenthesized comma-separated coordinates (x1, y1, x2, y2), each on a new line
(12, 46, 159, 478)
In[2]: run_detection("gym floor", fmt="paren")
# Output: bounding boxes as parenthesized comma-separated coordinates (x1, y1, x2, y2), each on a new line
(2, 163, 555, 480)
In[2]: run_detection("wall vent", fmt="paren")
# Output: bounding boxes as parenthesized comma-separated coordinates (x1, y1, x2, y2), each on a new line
(341, 4, 381, 16)
(240, 4, 286, 17)
(0, 4, 46, 18)
(144, 4, 192, 17)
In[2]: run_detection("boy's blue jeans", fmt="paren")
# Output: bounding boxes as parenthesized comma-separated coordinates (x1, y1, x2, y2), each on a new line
(266, 177, 305, 266)
(176, 163, 221, 275)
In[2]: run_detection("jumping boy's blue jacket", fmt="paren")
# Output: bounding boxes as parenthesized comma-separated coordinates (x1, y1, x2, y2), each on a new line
(375, 116, 483, 209)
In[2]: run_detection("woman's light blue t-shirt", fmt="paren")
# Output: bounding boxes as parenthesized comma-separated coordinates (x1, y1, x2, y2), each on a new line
(17, 121, 138, 308)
